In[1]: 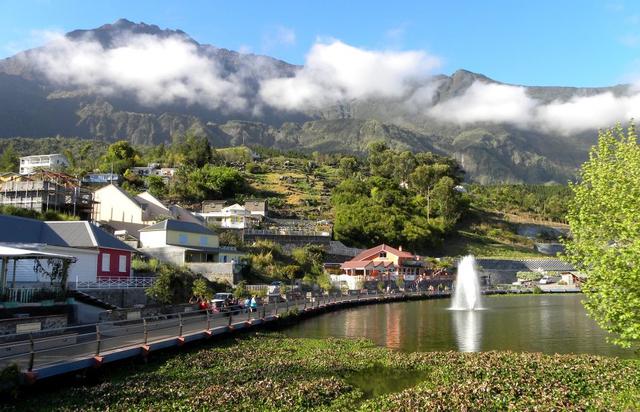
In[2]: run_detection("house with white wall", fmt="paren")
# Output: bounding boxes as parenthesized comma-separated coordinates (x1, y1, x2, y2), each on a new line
(198, 199, 267, 229)
(93, 185, 202, 227)
(138, 219, 244, 284)
(0, 215, 136, 287)
(19, 154, 69, 175)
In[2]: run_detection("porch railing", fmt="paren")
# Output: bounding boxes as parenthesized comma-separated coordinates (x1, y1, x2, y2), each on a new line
(72, 277, 156, 290)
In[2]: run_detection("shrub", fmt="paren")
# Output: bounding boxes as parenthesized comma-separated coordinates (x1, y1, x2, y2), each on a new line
(0, 363, 20, 397)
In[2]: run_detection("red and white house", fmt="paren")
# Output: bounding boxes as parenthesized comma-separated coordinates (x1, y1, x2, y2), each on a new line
(46, 221, 136, 279)
(334, 244, 427, 290)
(0, 216, 137, 286)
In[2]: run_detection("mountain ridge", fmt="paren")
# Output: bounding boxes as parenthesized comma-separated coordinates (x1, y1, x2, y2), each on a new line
(0, 19, 626, 183)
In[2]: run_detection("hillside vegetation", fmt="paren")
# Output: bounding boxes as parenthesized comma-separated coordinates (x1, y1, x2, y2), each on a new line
(0, 136, 568, 257)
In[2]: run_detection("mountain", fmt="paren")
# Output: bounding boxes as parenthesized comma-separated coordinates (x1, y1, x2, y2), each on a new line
(0, 19, 627, 183)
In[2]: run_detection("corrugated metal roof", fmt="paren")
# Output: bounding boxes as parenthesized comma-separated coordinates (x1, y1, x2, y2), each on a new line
(0, 215, 135, 252)
(45, 221, 94, 247)
(140, 219, 214, 235)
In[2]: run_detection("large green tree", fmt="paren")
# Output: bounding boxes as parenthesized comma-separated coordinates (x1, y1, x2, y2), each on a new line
(564, 123, 640, 349)
(0, 143, 19, 172)
(100, 141, 140, 174)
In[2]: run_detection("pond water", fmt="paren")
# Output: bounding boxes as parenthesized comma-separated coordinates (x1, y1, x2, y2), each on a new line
(282, 294, 636, 358)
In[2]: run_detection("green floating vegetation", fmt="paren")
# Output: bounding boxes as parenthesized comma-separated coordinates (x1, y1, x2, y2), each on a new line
(5, 335, 639, 411)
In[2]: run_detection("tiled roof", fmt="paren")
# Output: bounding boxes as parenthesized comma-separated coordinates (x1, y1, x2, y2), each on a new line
(350, 244, 414, 261)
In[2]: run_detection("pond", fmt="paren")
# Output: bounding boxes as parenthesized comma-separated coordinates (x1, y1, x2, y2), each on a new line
(282, 294, 636, 358)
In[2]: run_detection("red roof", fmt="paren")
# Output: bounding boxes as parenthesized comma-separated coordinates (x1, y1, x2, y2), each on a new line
(350, 244, 414, 261)
(340, 244, 416, 270)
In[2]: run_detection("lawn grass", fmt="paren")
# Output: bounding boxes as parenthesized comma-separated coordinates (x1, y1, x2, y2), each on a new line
(5, 334, 639, 411)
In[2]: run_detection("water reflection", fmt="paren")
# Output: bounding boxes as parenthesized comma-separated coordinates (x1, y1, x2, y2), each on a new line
(452, 310, 482, 352)
(281, 295, 635, 358)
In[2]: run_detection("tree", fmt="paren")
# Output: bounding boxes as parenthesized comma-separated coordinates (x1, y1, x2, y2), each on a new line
(145, 264, 196, 304)
(338, 156, 359, 178)
(0, 144, 19, 172)
(174, 165, 246, 201)
(101, 141, 139, 174)
(564, 123, 640, 349)
(173, 134, 212, 167)
(409, 164, 449, 220)
(192, 277, 213, 301)
(146, 175, 167, 198)
(234, 280, 250, 299)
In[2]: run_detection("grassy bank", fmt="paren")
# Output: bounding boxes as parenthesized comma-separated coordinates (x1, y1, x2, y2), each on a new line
(4, 334, 639, 411)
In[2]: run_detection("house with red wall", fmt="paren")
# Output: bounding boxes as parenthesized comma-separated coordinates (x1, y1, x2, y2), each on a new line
(335, 244, 427, 290)
(46, 221, 136, 279)
(0, 215, 137, 285)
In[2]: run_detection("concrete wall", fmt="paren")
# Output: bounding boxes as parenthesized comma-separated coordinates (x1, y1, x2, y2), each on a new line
(243, 233, 331, 249)
(188, 262, 242, 285)
(474, 258, 576, 285)
(80, 288, 149, 308)
(0, 314, 67, 337)
(139, 246, 186, 266)
(98, 303, 198, 322)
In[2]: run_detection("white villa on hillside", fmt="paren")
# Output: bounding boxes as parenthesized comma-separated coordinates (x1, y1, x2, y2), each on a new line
(198, 199, 267, 229)
(19, 154, 69, 175)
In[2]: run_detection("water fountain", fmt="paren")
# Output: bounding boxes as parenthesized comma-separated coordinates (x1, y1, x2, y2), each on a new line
(450, 255, 483, 310)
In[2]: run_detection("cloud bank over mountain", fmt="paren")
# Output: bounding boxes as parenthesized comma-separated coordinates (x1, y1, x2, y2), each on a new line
(19, 25, 640, 135)
(27, 31, 249, 110)
(259, 40, 441, 109)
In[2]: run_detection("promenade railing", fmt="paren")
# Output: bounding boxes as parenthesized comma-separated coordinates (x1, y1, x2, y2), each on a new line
(72, 277, 156, 290)
(0, 290, 450, 374)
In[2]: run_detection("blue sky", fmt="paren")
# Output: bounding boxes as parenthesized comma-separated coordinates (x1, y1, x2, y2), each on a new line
(0, 0, 639, 87)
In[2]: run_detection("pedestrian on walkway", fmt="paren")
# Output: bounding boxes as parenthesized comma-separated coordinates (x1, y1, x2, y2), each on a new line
(250, 295, 258, 312)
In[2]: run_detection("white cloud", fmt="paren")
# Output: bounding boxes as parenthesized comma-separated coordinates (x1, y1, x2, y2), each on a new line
(28, 31, 249, 110)
(535, 92, 640, 134)
(22, 29, 640, 136)
(428, 82, 536, 125)
(427, 79, 640, 135)
(259, 40, 441, 110)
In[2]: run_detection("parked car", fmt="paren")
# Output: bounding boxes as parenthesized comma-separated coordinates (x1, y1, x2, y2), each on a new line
(268, 281, 283, 295)
(214, 292, 233, 301)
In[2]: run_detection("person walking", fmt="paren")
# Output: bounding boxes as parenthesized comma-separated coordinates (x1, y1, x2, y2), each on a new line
(250, 295, 258, 312)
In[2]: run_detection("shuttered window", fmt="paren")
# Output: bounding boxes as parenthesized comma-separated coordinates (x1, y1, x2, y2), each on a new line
(119, 255, 127, 273)
(102, 253, 110, 272)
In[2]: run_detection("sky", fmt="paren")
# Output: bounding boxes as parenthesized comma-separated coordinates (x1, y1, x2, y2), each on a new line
(1, 0, 640, 87)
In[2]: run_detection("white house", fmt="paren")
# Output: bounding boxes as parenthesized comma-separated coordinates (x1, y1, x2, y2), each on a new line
(198, 200, 267, 229)
(0, 215, 136, 287)
(19, 154, 69, 175)
(93, 185, 201, 226)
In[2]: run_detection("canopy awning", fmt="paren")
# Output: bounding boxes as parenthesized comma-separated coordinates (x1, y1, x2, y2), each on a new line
(0, 245, 75, 260)
(0, 245, 77, 292)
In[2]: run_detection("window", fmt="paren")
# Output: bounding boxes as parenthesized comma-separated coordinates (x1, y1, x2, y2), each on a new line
(119, 255, 127, 273)
(179, 234, 188, 244)
(200, 236, 208, 246)
(379, 252, 387, 258)
(102, 253, 111, 272)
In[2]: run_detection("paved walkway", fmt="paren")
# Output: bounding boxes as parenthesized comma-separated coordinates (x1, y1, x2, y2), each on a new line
(0, 291, 450, 381)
